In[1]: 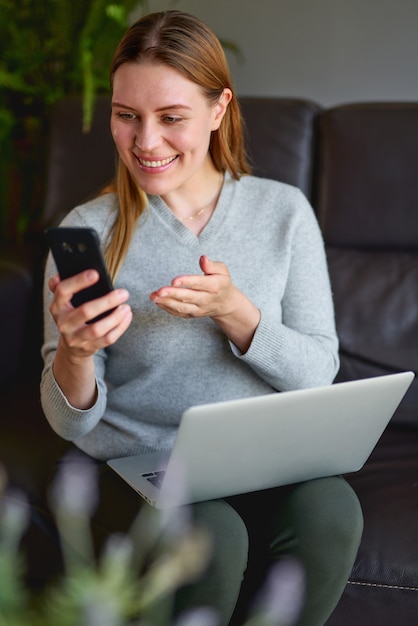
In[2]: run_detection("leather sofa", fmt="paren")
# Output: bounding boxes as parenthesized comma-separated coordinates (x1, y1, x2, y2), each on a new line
(1, 94, 418, 624)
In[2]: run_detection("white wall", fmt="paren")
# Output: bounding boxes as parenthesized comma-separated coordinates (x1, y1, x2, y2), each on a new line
(142, 0, 418, 106)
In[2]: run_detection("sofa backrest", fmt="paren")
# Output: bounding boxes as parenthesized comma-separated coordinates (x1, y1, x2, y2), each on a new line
(43, 95, 116, 228)
(315, 103, 418, 425)
(239, 97, 321, 201)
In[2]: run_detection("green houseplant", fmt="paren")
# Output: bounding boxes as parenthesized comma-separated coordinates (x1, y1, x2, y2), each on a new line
(0, 0, 147, 242)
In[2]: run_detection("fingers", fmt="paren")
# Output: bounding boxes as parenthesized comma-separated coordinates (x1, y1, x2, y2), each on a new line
(49, 270, 127, 321)
(53, 301, 132, 358)
(48, 274, 61, 292)
(199, 254, 226, 276)
(48, 270, 132, 356)
(76, 303, 133, 348)
(52, 287, 130, 332)
(149, 286, 196, 318)
(49, 270, 99, 308)
(150, 256, 232, 318)
(170, 256, 229, 291)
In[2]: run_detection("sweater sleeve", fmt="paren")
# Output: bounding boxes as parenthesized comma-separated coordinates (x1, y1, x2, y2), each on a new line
(232, 191, 339, 391)
(40, 204, 112, 441)
(40, 284, 109, 441)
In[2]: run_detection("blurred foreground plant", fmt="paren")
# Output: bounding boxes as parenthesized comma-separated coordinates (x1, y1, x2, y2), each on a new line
(0, 454, 304, 626)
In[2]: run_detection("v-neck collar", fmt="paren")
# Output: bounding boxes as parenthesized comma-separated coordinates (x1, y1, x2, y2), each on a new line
(148, 173, 235, 247)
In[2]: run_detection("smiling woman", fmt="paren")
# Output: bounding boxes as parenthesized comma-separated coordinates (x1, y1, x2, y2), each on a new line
(110, 61, 229, 223)
(40, 10, 363, 626)
(104, 10, 248, 276)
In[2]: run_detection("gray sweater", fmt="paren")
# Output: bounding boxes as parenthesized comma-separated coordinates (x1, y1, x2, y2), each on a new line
(41, 174, 339, 460)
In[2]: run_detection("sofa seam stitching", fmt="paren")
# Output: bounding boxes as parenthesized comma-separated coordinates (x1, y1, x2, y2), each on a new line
(348, 580, 418, 592)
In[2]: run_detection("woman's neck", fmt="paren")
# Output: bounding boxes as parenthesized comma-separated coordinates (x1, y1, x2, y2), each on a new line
(162, 169, 224, 235)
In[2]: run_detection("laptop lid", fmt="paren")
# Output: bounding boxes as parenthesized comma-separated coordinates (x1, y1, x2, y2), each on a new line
(107, 371, 414, 508)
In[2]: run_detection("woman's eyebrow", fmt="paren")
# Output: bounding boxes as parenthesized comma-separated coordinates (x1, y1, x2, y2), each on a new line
(155, 103, 192, 112)
(111, 101, 136, 110)
(111, 101, 192, 112)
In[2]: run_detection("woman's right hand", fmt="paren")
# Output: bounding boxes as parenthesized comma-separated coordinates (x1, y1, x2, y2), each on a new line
(48, 270, 132, 409)
(49, 270, 132, 357)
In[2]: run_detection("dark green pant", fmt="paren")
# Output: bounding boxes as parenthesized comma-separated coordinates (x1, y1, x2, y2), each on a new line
(176, 476, 363, 626)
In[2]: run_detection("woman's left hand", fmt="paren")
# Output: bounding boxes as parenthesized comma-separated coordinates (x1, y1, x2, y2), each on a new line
(150, 255, 233, 319)
(150, 255, 260, 353)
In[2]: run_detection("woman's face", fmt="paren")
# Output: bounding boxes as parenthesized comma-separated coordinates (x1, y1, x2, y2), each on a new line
(111, 62, 230, 199)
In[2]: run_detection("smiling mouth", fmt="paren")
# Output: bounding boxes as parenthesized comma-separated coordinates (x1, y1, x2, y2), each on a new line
(138, 155, 178, 168)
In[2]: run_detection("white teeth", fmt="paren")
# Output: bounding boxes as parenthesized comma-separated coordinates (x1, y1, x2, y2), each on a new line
(140, 156, 177, 168)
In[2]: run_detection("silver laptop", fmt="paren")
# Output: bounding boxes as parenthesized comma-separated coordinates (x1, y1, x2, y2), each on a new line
(107, 371, 414, 508)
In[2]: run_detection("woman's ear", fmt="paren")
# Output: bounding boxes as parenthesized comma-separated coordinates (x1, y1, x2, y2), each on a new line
(211, 88, 233, 130)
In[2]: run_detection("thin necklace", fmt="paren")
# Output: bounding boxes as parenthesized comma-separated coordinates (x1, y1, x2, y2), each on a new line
(178, 175, 223, 221)
(180, 204, 212, 221)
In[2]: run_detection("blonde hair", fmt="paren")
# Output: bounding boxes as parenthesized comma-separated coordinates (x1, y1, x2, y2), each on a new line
(104, 10, 251, 279)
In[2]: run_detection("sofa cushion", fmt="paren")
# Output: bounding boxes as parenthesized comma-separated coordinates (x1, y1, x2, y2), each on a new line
(316, 103, 418, 249)
(327, 247, 418, 425)
(326, 426, 418, 625)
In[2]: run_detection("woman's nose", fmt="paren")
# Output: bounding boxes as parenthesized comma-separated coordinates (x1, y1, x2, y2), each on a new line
(135, 120, 161, 152)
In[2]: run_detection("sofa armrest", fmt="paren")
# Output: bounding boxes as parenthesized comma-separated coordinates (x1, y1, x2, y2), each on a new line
(0, 252, 34, 385)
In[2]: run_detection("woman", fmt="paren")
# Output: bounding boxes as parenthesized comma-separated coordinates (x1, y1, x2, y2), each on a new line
(41, 10, 363, 625)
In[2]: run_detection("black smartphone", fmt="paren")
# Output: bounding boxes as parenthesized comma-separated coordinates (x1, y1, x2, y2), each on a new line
(45, 227, 115, 323)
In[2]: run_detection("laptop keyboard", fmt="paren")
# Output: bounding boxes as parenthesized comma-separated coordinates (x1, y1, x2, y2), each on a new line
(142, 470, 165, 488)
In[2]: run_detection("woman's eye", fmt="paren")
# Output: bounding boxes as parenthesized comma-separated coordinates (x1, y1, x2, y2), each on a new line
(117, 112, 136, 121)
(163, 115, 182, 124)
